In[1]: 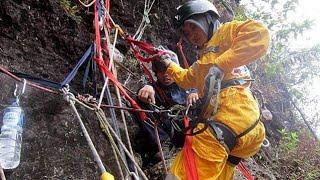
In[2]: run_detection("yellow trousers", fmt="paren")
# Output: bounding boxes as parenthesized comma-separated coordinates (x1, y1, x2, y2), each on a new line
(169, 87, 265, 180)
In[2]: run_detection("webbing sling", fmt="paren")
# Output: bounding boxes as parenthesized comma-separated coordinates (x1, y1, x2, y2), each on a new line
(60, 44, 94, 87)
(11, 71, 61, 90)
(183, 116, 199, 180)
(126, 36, 167, 63)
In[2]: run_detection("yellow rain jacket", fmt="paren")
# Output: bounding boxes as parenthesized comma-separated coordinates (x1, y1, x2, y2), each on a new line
(166, 20, 270, 179)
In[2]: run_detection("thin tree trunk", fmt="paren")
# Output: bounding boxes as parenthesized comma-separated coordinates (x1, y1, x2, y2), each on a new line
(291, 100, 319, 142)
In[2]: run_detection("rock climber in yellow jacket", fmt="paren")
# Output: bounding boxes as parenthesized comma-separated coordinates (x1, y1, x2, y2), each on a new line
(160, 0, 270, 179)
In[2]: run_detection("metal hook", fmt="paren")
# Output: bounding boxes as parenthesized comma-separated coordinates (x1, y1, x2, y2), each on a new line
(14, 79, 27, 98)
(261, 138, 270, 148)
(185, 104, 191, 116)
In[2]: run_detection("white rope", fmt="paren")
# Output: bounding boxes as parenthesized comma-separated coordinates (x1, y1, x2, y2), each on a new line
(96, 109, 149, 180)
(62, 88, 107, 174)
(97, 28, 119, 108)
(134, 0, 156, 40)
(73, 98, 96, 111)
(112, 64, 138, 175)
(0, 164, 6, 180)
(154, 125, 168, 174)
(78, 0, 96, 7)
(70, 94, 125, 179)
(70, 95, 141, 179)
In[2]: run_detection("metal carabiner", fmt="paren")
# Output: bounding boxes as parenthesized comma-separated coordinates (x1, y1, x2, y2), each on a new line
(261, 138, 270, 148)
(14, 79, 27, 104)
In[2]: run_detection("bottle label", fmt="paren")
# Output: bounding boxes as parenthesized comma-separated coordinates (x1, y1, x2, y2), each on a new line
(3, 111, 21, 126)
(0, 128, 18, 139)
(0, 138, 16, 148)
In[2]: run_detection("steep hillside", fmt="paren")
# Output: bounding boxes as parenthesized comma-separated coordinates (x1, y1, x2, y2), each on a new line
(0, 0, 283, 179)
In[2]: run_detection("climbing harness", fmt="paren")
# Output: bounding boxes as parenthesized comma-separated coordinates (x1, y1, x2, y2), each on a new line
(167, 66, 260, 179)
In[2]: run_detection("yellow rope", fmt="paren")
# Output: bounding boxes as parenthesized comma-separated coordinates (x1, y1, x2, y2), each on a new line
(96, 109, 128, 178)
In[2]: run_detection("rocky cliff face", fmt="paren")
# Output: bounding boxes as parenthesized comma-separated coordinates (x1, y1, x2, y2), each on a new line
(0, 0, 103, 179)
(0, 0, 246, 179)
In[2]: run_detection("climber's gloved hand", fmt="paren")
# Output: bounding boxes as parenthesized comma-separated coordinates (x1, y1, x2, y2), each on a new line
(160, 48, 179, 65)
(156, 46, 180, 71)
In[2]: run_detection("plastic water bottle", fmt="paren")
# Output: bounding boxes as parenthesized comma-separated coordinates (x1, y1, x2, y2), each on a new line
(0, 101, 25, 169)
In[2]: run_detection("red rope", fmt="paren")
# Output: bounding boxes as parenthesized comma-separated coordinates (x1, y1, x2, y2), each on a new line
(94, 0, 102, 59)
(154, 121, 168, 174)
(93, 2, 147, 120)
(141, 62, 155, 83)
(177, 38, 189, 68)
(183, 116, 199, 180)
(126, 36, 166, 63)
(0, 66, 59, 94)
(105, 0, 111, 29)
(95, 58, 147, 120)
(237, 162, 254, 180)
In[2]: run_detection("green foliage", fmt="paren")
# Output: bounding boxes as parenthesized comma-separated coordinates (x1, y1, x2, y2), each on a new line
(242, 0, 320, 127)
(244, 0, 319, 86)
(265, 62, 283, 78)
(59, 0, 82, 22)
(234, 5, 248, 21)
(290, 88, 304, 100)
(276, 130, 320, 179)
(278, 129, 299, 152)
(240, 0, 320, 178)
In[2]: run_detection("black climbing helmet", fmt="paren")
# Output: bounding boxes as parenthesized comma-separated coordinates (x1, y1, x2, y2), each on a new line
(173, 0, 220, 29)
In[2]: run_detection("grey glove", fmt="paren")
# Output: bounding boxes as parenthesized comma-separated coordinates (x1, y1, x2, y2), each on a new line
(158, 46, 179, 65)
(153, 46, 180, 72)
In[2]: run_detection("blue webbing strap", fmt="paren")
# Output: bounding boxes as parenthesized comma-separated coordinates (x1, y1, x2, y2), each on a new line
(82, 59, 92, 90)
(60, 44, 94, 87)
(10, 71, 61, 90)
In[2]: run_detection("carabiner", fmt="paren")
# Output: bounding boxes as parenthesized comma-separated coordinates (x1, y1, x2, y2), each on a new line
(261, 138, 270, 148)
(14, 79, 27, 104)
